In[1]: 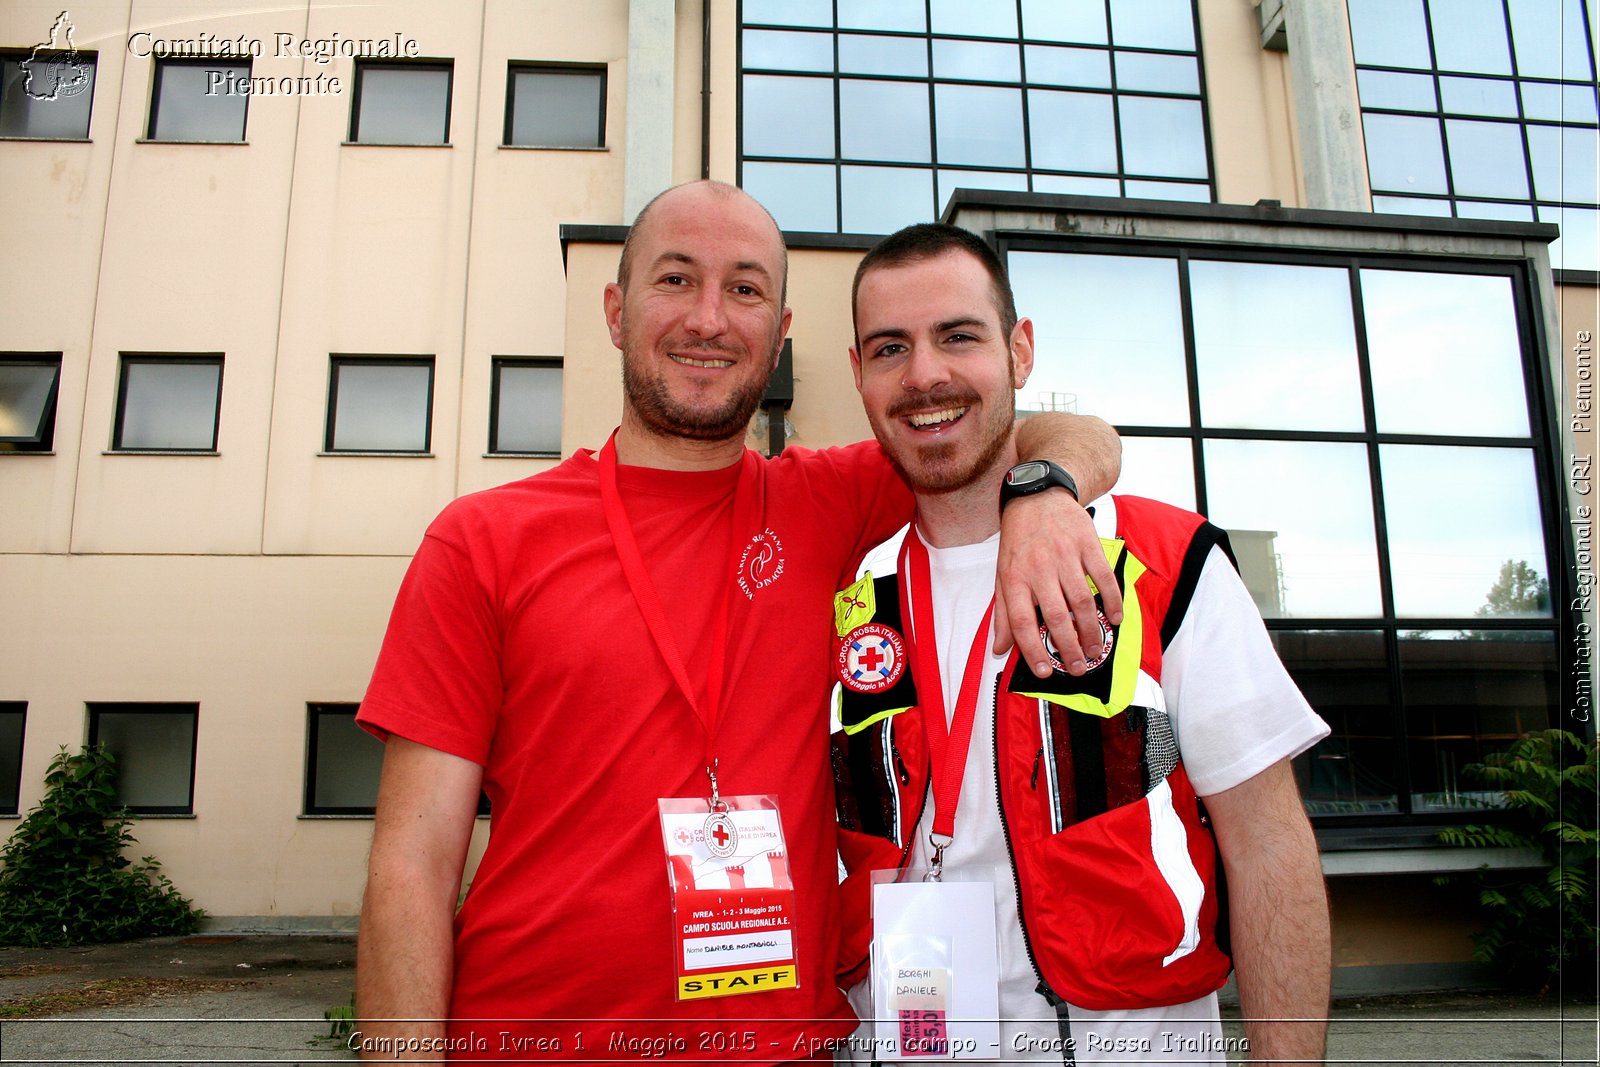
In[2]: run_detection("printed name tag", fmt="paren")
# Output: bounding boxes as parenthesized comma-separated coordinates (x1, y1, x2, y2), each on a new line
(659, 795, 799, 1001)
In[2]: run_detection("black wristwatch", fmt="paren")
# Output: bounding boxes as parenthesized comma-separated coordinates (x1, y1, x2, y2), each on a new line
(1000, 459, 1079, 509)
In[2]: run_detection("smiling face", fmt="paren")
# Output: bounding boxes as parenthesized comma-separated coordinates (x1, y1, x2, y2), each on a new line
(605, 183, 792, 447)
(851, 247, 1034, 494)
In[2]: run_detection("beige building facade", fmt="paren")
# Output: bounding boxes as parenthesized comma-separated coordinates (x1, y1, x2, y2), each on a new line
(2, 0, 1596, 992)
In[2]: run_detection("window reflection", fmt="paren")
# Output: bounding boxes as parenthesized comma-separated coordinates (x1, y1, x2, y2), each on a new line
(934, 84, 1024, 167)
(1539, 205, 1600, 272)
(744, 0, 831, 27)
(936, 169, 1027, 215)
(1009, 252, 1189, 427)
(840, 166, 933, 234)
(1361, 269, 1529, 437)
(1507, 0, 1595, 79)
(1114, 436, 1195, 511)
(739, 0, 1211, 233)
(837, 0, 924, 32)
(1190, 260, 1364, 432)
(1203, 440, 1382, 619)
(1356, 70, 1437, 112)
(931, 0, 1016, 38)
(741, 30, 833, 72)
(1032, 174, 1120, 196)
(1380, 445, 1549, 619)
(841, 80, 930, 162)
(1124, 179, 1210, 202)
(1527, 125, 1599, 205)
(1024, 45, 1111, 89)
(1021, 0, 1107, 44)
(1519, 82, 1599, 125)
(1400, 629, 1554, 812)
(1118, 96, 1206, 178)
(742, 75, 833, 158)
(1107, 0, 1195, 50)
(1028, 89, 1117, 173)
(741, 162, 836, 232)
(1438, 76, 1519, 118)
(1112, 52, 1199, 95)
(1276, 630, 1399, 815)
(933, 40, 1019, 82)
(1363, 114, 1448, 194)
(1429, 0, 1514, 74)
(1443, 120, 1529, 199)
(839, 34, 927, 77)
(1348, 0, 1432, 68)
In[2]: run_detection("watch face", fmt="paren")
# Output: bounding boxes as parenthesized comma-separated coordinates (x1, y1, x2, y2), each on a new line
(1008, 460, 1049, 485)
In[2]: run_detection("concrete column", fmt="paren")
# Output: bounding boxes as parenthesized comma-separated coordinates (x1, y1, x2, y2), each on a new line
(624, 0, 677, 221)
(1272, 0, 1371, 211)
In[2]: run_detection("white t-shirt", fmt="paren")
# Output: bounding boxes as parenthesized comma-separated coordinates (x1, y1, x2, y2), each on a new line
(845, 498, 1330, 1064)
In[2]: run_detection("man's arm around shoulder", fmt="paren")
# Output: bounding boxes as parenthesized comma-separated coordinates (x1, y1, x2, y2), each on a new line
(356, 736, 484, 1060)
(1205, 758, 1331, 1066)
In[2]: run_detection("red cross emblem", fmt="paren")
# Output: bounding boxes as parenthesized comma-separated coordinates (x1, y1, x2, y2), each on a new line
(837, 623, 906, 694)
(1041, 609, 1115, 674)
(703, 811, 738, 859)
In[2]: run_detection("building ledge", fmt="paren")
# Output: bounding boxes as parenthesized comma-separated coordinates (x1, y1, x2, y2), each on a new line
(1322, 846, 1544, 876)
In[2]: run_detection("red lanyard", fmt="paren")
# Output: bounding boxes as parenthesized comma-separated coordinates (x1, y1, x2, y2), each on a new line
(899, 528, 996, 844)
(598, 433, 758, 760)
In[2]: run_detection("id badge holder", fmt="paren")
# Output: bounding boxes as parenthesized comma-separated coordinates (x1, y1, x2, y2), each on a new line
(658, 794, 799, 1001)
(869, 867, 1000, 1060)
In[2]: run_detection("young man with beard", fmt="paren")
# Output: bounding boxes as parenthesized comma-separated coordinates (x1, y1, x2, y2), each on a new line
(831, 224, 1332, 1065)
(352, 183, 1124, 1061)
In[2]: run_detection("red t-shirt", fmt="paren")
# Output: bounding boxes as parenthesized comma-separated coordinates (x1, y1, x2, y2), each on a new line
(358, 442, 911, 1060)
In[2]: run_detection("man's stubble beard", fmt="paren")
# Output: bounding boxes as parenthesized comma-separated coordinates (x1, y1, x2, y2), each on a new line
(619, 315, 777, 443)
(876, 366, 1017, 495)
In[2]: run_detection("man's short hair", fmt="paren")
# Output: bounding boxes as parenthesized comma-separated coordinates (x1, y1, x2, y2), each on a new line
(850, 223, 1018, 347)
(616, 180, 790, 306)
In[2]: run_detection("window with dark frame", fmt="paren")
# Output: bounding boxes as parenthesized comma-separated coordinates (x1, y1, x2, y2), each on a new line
(324, 355, 434, 454)
(148, 58, 249, 142)
(112, 355, 223, 452)
(304, 703, 384, 815)
(86, 702, 198, 815)
(504, 64, 605, 147)
(1005, 238, 1562, 826)
(737, 0, 1214, 234)
(349, 60, 453, 145)
(0, 50, 95, 138)
(1348, 0, 1600, 272)
(489, 357, 563, 455)
(0, 702, 25, 816)
(0, 354, 62, 452)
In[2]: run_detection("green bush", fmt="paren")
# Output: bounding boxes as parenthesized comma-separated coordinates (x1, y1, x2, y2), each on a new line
(1437, 729, 1598, 995)
(0, 745, 203, 947)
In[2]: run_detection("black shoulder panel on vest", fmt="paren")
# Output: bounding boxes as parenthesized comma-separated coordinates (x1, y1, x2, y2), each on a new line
(1160, 521, 1235, 650)
(836, 574, 919, 732)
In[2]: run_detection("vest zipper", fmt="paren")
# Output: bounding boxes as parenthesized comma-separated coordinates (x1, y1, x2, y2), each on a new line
(842, 719, 930, 982)
(992, 675, 1058, 1006)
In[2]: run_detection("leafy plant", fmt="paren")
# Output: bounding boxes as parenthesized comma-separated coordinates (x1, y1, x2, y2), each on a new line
(1436, 729, 1598, 995)
(324, 992, 356, 1040)
(0, 745, 203, 947)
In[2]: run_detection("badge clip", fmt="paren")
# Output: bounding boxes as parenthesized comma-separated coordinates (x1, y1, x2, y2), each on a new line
(924, 833, 952, 882)
(703, 760, 738, 859)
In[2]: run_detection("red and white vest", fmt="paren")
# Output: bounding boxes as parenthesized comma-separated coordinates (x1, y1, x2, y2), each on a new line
(830, 495, 1235, 1010)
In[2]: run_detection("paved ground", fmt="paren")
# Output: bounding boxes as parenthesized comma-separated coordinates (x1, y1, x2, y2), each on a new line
(0, 935, 1594, 1064)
